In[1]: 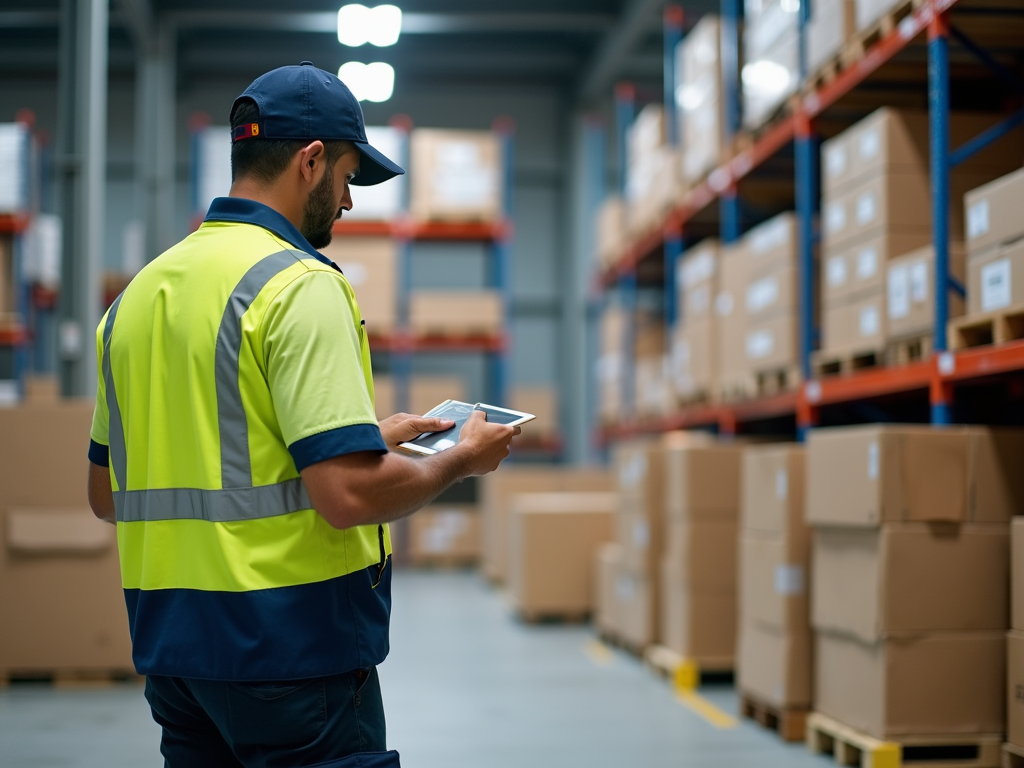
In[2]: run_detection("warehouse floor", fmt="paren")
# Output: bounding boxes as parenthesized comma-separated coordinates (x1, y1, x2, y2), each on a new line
(0, 571, 832, 767)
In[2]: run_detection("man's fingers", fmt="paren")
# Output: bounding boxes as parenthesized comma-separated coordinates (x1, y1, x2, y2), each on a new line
(512, 426, 522, 436)
(414, 418, 455, 431)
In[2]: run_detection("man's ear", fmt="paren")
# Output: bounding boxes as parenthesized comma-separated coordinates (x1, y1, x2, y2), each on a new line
(298, 140, 326, 184)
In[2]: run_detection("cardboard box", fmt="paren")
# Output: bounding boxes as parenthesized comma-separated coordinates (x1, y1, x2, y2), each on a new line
(811, 524, 1008, 643)
(21, 375, 60, 406)
(824, 231, 933, 304)
(738, 621, 812, 708)
(508, 492, 615, 617)
(677, 15, 723, 184)
(664, 519, 738, 591)
(823, 172, 933, 251)
(967, 237, 1024, 315)
(741, 444, 806, 534)
(0, 404, 135, 677)
(965, 167, 1024, 258)
(745, 213, 798, 280)
(715, 242, 749, 391)
(410, 129, 502, 222)
(821, 287, 886, 355)
(746, 265, 796, 321)
(612, 563, 659, 649)
(509, 386, 557, 440)
(745, 312, 798, 372)
(597, 196, 627, 270)
(678, 240, 719, 325)
(480, 466, 615, 583)
(1009, 630, 1024, 745)
(807, 0, 854, 75)
(886, 242, 966, 338)
(815, 630, 1005, 739)
(594, 542, 623, 637)
(664, 442, 743, 521)
(615, 439, 667, 572)
(319, 237, 398, 334)
(598, 307, 626, 423)
(670, 318, 716, 399)
(660, 558, 736, 665)
(806, 424, 1024, 526)
(634, 355, 671, 418)
(407, 505, 480, 565)
(1013, 519, 1024, 631)
(408, 291, 503, 336)
(410, 376, 467, 418)
(739, 531, 809, 631)
(372, 375, 394, 421)
(823, 109, 1023, 196)
(742, 5, 799, 131)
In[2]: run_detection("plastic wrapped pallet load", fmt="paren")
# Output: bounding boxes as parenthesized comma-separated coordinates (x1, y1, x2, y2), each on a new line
(741, 0, 799, 131)
(676, 15, 722, 185)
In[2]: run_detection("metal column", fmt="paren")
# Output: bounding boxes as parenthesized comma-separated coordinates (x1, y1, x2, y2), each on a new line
(928, 12, 952, 425)
(614, 83, 636, 418)
(663, 6, 684, 330)
(720, 0, 743, 243)
(795, 113, 819, 385)
(56, 0, 108, 397)
(491, 121, 515, 408)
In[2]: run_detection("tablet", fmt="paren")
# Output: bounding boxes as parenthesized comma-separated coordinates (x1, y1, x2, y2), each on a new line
(397, 401, 536, 456)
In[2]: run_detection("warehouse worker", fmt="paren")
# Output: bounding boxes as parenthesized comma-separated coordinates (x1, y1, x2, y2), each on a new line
(85, 62, 518, 768)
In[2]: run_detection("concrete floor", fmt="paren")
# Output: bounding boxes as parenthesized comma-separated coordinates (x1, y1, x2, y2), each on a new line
(0, 570, 832, 768)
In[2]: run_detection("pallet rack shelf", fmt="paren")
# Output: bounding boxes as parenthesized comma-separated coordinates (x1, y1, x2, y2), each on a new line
(595, 0, 1024, 444)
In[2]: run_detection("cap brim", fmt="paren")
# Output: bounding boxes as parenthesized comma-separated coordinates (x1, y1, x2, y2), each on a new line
(350, 141, 405, 186)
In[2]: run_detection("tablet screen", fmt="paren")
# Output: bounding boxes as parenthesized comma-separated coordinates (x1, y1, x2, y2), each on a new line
(401, 400, 476, 453)
(474, 405, 526, 425)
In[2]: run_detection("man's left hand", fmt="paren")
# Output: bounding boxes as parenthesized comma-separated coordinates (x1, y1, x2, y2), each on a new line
(378, 412, 456, 450)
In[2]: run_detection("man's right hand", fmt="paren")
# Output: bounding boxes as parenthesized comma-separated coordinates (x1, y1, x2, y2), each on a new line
(455, 410, 519, 475)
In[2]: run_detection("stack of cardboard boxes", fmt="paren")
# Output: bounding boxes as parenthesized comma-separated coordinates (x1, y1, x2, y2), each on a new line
(806, 425, 1019, 738)
(1008, 520, 1024, 752)
(676, 16, 723, 187)
(596, 196, 627, 273)
(962, 166, 1024, 329)
(671, 240, 719, 402)
(409, 129, 503, 223)
(626, 106, 679, 238)
(821, 108, 1021, 363)
(597, 306, 626, 424)
(0, 402, 135, 681)
(741, 0, 799, 131)
(737, 445, 811, 737)
(508, 492, 616, 620)
(479, 465, 615, 585)
(659, 439, 743, 670)
(408, 290, 504, 337)
(404, 504, 481, 567)
(806, 0, 854, 75)
(634, 314, 670, 418)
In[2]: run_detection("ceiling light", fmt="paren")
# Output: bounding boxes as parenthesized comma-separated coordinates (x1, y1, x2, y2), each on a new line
(338, 61, 395, 102)
(337, 4, 403, 47)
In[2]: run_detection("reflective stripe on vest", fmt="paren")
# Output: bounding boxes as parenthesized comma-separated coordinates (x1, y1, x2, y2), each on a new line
(106, 249, 313, 523)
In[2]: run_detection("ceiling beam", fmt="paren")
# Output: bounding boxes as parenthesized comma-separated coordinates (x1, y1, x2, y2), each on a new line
(575, 0, 664, 103)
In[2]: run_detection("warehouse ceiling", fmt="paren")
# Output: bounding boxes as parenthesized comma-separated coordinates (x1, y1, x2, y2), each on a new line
(0, 0, 720, 101)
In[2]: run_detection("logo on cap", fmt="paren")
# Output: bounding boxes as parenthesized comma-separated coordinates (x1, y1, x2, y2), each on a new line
(232, 123, 261, 142)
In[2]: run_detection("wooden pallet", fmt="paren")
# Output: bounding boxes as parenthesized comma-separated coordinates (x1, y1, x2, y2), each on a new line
(739, 691, 808, 743)
(840, 0, 925, 68)
(1004, 742, 1024, 768)
(752, 365, 801, 397)
(0, 668, 142, 688)
(806, 712, 1002, 768)
(643, 645, 733, 690)
(811, 348, 884, 377)
(516, 609, 589, 625)
(948, 306, 1024, 350)
(885, 333, 932, 366)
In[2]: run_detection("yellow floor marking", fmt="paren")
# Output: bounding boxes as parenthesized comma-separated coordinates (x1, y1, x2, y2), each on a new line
(584, 639, 614, 667)
(675, 688, 738, 730)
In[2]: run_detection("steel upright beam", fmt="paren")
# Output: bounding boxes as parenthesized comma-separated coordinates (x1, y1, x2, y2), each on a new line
(720, 0, 743, 245)
(614, 82, 635, 197)
(664, 231, 683, 328)
(663, 6, 684, 147)
(490, 119, 515, 407)
(795, 112, 819, 387)
(56, 0, 108, 397)
(929, 12, 952, 425)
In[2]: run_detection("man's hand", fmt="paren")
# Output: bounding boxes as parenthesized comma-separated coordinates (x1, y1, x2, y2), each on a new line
(378, 412, 455, 450)
(452, 411, 520, 475)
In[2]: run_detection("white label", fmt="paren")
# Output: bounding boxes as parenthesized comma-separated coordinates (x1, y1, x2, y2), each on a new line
(197, 126, 233, 215)
(774, 564, 805, 596)
(432, 140, 496, 207)
(826, 145, 847, 179)
(746, 276, 780, 313)
(827, 256, 848, 287)
(59, 321, 82, 359)
(619, 451, 648, 489)
(715, 291, 735, 317)
(859, 305, 880, 337)
(858, 127, 880, 161)
(888, 264, 910, 319)
(689, 286, 710, 317)
(938, 351, 955, 375)
(746, 329, 774, 360)
(981, 258, 1012, 311)
(0, 123, 29, 213)
(867, 441, 879, 480)
(25, 213, 62, 287)
(826, 202, 846, 234)
(856, 247, 878, 279)
(856, 192, 877, 225)
(775, 468, 788, 501)
(615, 574, 635, 601)
(967, 199, 990, 241)
(632, 520, 649, 549)
(909, 261, 928, 303)
(682, 250, 716, 287)
(748, 215, 790, 254)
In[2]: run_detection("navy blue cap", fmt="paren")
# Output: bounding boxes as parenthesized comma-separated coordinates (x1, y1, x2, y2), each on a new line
(231, 61, 404, 187)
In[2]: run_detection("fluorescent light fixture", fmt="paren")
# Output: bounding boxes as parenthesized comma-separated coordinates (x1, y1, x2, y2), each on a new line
(338, 61, 395, 102)
(337, 4, 403, 47)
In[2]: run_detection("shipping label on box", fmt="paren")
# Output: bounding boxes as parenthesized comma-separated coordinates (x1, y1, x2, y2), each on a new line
(739, 531, 810, 632)
(824, 230, 932, 304)
(968, 238, 1024, 315)
(745, 312, 798, 372)
(811, 524, 1009, 643)
(741, 444, 806, 534)
(886, 242, 966, 338)
(744, 212, 797, 279)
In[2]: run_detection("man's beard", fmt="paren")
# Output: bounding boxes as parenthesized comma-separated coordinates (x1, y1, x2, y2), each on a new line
(301, 163, 341, 249)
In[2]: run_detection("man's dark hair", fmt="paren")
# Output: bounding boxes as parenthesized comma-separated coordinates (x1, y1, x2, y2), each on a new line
(230, 98, 354, 184)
